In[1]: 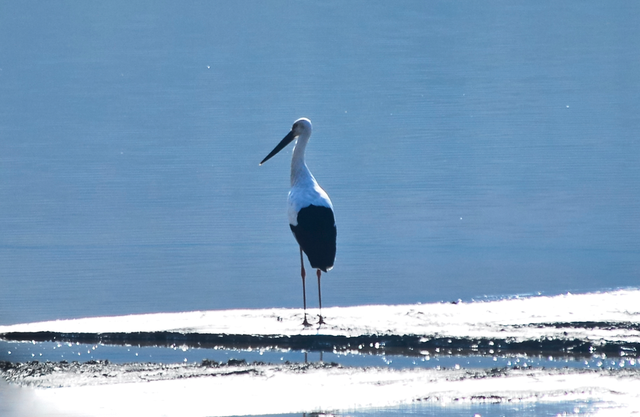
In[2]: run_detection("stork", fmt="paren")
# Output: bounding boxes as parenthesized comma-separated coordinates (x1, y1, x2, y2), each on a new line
(260, 118, 336, 326)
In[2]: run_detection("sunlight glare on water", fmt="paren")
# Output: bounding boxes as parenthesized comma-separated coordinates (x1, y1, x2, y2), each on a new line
(229, 400, 600, 417)
(3, 339, 639, 372)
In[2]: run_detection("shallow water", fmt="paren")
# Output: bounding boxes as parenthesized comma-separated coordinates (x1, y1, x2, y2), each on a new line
(0, 343, 611, 417)
(2, 339, 637, 373)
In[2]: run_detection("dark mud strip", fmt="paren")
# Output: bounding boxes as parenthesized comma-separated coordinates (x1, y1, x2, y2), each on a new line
(516, 321, 640, 331)
(2, 330, 638, 359)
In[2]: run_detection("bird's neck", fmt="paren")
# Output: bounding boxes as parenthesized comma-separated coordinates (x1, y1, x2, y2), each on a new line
(290, 136, 315, 187)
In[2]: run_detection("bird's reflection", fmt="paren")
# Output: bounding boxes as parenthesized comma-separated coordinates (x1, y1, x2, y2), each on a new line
(303, 351, 324, 364)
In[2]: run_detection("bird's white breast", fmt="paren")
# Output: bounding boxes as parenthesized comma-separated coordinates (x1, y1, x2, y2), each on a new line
(287, 181, 333, 226)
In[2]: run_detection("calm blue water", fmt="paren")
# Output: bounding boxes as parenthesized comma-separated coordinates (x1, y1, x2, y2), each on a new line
(1, 1, 639, 330)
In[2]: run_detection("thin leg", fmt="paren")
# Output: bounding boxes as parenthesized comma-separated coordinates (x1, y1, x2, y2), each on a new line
(300, 247, 311, 327)
(317, 269, 325, 325)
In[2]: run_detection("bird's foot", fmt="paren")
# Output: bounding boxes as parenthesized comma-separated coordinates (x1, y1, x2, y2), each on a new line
(302, 316, 312, 327)
(318, 315, 326, 325)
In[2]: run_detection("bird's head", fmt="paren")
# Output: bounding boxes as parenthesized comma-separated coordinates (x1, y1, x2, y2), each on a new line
(260, 118, 313, 165)
(291, 118, 312, 137)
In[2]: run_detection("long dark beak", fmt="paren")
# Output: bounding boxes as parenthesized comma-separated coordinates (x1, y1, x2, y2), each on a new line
(259, 130, 297, 165)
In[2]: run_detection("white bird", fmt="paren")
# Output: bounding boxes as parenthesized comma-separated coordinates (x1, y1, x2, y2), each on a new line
(260, 118, 336, 326)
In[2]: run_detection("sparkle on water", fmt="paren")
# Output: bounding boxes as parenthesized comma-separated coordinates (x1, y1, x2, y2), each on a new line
(2, 339, 637, 372)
